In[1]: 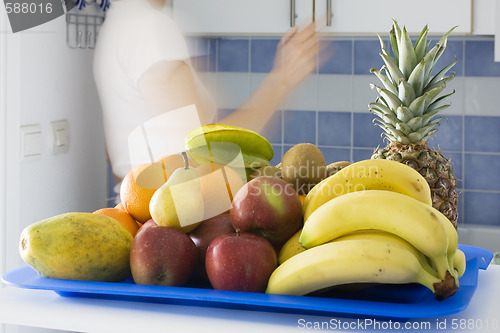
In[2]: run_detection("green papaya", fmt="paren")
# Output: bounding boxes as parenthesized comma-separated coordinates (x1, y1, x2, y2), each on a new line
(19, 212, 133, 282)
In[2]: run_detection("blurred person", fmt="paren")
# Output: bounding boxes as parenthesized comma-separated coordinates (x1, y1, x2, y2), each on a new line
(93, 0, 321, 190)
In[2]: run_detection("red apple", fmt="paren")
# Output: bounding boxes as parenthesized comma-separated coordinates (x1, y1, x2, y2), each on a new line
(230, 176, 303, 246)
(136, 218, 157, 236)
(130, 225, 197, 286)
(205, 232, 277, 292)
(189, 213, 235, 280)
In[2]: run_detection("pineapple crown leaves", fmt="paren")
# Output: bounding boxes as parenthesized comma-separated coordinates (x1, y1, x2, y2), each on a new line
(369, 20, 457, 144)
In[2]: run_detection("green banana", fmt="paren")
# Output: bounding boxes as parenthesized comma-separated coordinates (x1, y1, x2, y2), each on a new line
(266, 238, 455, 300)
(299, 190, 458, 288)
(185, 124, 274, 174)
(302, 159, 432, 221)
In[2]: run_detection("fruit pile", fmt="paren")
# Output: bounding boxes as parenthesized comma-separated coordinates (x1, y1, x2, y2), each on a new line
(19, 123, 464, 302)
(270, 158, 464, 301)
(19, 20, 464, 303)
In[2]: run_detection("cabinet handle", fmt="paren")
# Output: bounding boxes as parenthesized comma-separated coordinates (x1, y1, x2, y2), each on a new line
(290, 0, 297, 27)
(312, 0, 315, 22)
(326, 0, 333, 26)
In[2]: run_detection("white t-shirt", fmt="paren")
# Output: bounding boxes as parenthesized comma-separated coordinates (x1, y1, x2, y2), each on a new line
(93, 0, 215, 185)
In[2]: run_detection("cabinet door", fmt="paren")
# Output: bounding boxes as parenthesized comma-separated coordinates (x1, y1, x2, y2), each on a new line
(472, 0, 495, 35)
(314, 0, 472, 35)
(172, 0, 294, 35)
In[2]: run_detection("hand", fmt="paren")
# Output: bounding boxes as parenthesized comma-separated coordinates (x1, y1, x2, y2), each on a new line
(271, 23, 319, 91)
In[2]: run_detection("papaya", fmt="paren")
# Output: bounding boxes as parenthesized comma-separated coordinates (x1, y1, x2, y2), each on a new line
(19, 212, 133, 282)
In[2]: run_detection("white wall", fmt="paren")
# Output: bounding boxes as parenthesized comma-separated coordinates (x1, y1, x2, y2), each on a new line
(1, 9, 107, 333)
(0, 0, 7, 293)
(1, 12, 108, 271)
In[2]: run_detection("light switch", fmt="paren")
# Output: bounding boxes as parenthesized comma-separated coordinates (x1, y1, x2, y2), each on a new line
(55, 129, 67, 147)
(20, 124, 42, 160)
(50, 120, 70, 155)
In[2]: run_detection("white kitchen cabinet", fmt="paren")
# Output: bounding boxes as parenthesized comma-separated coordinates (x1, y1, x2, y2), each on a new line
(172, 0, 304, 35)
(172, 0, 477, 35)
(472, 0, 495, 35)
(315, 0, 472, 35)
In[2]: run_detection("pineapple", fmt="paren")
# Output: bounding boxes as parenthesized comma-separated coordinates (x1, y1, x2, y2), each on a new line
(369, 21, 459, 229)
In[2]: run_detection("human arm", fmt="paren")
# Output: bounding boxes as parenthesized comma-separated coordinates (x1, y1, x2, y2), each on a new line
(137, 60, 214, 125)
(137, 22, 319, 134)
(219, 22, 319, 133)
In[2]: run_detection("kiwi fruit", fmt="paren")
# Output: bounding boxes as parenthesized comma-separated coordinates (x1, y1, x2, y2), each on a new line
(326, 161, 351, 177)
(281, 143, 327, 195)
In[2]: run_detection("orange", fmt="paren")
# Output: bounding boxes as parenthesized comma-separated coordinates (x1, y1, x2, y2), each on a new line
(93, 207, 140, 237)
(120, 162, 169, 223)
(299, 194, 307, 205)
(115, 202, 125, 211)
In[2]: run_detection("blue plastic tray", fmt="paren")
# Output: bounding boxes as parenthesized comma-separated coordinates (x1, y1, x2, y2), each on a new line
(2, 245, 493, 319)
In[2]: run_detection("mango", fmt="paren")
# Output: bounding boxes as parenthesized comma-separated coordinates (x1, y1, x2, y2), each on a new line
(19, 212, 133, 282)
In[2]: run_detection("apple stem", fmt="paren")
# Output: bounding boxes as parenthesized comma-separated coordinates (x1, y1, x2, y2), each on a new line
(181, 151, 189, 170)
(236, 229, 241, 237)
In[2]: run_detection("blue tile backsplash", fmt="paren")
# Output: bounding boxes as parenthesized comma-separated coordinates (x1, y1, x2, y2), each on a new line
(319, 40, 352, 74)
(436, 40, 463, 77)
(465, 116, 500, 153)
(464, 41, 500, 77)
(353, 39, 386, 75)
(251, 39, 280, 73)
(464, 192, 500, 227)
(217, 39, 249, 72)
(283, 110, 316, 145)
(317, 112, 351, 146)
(187, 34, 500, 227)
(352, 113, 385, 148)
(427, 115, 463, 152)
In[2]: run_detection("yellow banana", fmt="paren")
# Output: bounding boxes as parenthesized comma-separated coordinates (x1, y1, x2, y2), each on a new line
(299, 190, 457, 286)
(440, 211, 459, 276)
(453, 249, 466, 278)
(334, 230, 438, 278)
(266, 238, 456, 301)
(280, 229, 465, 280)
(303, 159, 432, 221)
(301, 176, 329, 215)
(278, 229, 306, 264)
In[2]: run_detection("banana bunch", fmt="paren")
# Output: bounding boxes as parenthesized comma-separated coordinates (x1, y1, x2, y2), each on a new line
(302, 158, 432, 220)
(185, 124, 274, 178)
(267, 159, 465, 301)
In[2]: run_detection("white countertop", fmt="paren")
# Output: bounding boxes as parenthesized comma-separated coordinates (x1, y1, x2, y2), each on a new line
(0, 265, 499, 333)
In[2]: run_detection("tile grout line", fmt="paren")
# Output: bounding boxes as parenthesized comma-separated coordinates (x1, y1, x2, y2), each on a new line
(315, 46, 319, 148)
(462, 189, 500, 194)
(248, 37, 252, 105)
(461, 39, 467, 224)
(350, 38, 355, 162)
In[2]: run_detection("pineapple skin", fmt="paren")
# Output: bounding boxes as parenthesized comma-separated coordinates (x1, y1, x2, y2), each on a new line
(372, 141, 458, 229)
